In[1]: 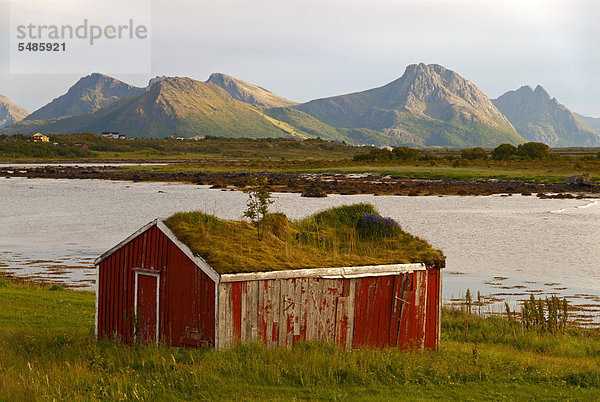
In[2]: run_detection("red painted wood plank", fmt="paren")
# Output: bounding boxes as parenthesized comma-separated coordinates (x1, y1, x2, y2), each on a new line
(352, 277, 370, 347)
(231, 282, 242, 340)
(368, 277, 382, 347)
(342, 278, 350, 297)
(299, 278, 307, 342)
(424, 268, 440, 350)
(377, 276, 394, 348)
(388, 275, 401, 347)
(406, 272, 421, 349)
(98, 262, 105, 338)
(117, 246, 124, 339)
(257, 280, 268, 343)
(374, 277, 385, 348)
(416, 270, 427, 347)
(397, 273, 416, 349)
(351, 278, 364, 347)
(272, 322, 279, 343)
(335, 296, 348, 347)
(284, 279, 295, 347)
(109, 250, 117, 337)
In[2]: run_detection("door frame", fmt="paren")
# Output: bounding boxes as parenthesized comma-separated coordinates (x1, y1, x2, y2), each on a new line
(134, 269, 161, 345)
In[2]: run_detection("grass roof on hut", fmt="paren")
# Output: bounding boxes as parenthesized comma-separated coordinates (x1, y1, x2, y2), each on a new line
(164, 203, 445, 274)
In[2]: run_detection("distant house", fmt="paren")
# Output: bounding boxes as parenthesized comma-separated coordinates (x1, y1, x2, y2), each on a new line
(189, 135, 205, 141)
(32, 133, 49, 143)
(75, 143, 89, 149)
(102, 132, 127, 140)
(383, 146, 394, 151)
(170, 134, 186, 140)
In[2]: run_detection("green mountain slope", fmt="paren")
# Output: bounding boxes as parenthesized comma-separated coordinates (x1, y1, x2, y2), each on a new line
(2, 78, 293, 138)
(295, 63, 524, 147)
(207, 73, 297, 108)
(492, 86, 600, 147)
(25, 73, 146, 121)
(0, 95, 28, 128)
(264, 107, 396, 146)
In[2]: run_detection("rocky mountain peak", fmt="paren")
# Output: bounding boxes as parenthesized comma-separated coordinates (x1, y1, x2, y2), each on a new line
(533, 85, 550, 99)
(207, 72, 235, 85)
(492, 85, 600, 146)
(379, 63, 513, 127)
(25, 73, 145, 121)
(147, 76, 169, 89)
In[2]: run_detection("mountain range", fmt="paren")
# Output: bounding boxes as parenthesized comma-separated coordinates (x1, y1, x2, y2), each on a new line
(295, 63, 523, 147)
(2, 64, 599, 147)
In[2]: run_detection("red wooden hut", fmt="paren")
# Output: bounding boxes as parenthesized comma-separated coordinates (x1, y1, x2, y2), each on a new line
(95, 218, 444, 350)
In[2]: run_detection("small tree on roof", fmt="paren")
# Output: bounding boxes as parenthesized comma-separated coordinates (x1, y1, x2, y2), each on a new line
(243, 176, 274, 240)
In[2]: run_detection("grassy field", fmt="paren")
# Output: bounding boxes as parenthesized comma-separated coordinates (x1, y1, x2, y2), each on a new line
(0, 135, 361, 162)
(117, 157, 600, 184)
(1, 277, 600, 400)
(2, 134, 600, 184)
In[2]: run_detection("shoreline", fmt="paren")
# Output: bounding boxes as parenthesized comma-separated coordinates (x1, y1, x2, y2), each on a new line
(2, 164, 599, 197)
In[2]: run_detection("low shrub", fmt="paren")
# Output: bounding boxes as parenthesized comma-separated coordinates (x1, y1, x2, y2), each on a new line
(460, 147, 488, 160)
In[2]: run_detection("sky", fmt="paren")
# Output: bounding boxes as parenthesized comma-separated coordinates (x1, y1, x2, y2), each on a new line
(1, 0, 599, 117)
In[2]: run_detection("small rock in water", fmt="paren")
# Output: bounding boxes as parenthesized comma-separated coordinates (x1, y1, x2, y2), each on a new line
(565, 174, 592, 187)
(301, 185, 327, 198)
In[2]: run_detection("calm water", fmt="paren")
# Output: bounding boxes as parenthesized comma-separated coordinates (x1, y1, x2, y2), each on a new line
(1, 177, 599, 324)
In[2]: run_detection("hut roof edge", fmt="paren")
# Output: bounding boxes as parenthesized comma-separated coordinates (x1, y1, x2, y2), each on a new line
(94, 219, 221, 283)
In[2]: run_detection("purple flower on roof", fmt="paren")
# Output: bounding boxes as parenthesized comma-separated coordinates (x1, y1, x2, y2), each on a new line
(356, 213, 400, 239)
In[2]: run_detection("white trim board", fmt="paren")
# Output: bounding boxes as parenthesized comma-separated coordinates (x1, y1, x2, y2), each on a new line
(220, 263, 426, 283)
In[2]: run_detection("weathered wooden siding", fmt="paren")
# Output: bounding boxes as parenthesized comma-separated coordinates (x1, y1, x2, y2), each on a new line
(96, 225, 216, 347)
(217, 268, 442, 350)
(424, 267, 442, 349)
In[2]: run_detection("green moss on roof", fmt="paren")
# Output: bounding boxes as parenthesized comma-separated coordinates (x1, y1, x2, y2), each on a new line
(164, 203, 445, 275)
